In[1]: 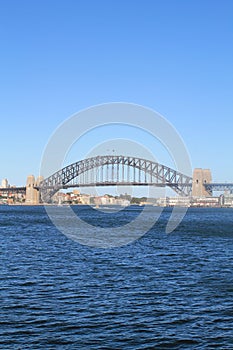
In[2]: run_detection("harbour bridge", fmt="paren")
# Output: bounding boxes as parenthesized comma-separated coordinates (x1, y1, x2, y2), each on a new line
(1, 155, 233, 204)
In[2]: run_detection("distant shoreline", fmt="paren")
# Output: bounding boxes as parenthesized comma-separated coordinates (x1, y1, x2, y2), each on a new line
(1, 203, 233, 209)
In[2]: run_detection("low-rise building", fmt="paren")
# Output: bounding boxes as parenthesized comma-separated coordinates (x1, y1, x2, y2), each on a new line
(191, 196, 219, 207)
(219, 192, 233, 207)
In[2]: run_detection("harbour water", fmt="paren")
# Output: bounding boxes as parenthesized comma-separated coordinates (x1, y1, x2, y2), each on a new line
(1, 205, 233, 349)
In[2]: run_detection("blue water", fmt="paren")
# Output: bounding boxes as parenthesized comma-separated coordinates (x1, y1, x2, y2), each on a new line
(1, 205, 233, 349)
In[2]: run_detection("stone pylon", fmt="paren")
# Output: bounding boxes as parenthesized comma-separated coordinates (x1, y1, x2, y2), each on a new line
(35, 176, 44, 204)
(192, 168, 212, 197)
(26, 175, 37, 204)
(25, 175, 44, 205)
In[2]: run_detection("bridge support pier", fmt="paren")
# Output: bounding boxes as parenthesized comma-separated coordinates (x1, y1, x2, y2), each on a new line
(192, 168, 212, 197)
(25, 175, 43, 205)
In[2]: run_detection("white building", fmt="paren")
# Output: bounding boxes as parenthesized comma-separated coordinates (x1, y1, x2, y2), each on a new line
(220, 193, 233, 207)
(1, 178, 8, 188)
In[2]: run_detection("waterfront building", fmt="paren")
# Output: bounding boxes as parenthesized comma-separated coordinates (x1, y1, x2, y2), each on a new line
(220, 192, 233, 207)
(79, 194, 91, 205)
(166, 197, 191, 207)
(156, 196, 219, 207)
(191, 196, 219, 207)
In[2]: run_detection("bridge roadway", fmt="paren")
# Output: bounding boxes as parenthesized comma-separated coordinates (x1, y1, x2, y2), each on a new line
(0, 187, 26, 193)
(36, 182, 187, 189)
(65, 182, 233, 192)
(2, 183, 233, 195)
(204, 183, 233, 192)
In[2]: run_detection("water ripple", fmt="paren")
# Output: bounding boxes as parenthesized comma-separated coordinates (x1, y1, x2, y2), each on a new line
(1, 206, 233, 348)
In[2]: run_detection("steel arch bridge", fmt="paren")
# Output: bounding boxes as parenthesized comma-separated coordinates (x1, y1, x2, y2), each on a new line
(38, 155, 193, 201)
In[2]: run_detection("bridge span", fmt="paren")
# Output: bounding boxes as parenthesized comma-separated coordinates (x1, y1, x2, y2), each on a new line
(1, 155, 233, 204)
(38, 155, 193, 202)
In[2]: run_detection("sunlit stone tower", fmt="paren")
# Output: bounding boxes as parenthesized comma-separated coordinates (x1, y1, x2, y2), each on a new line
(26, 175, 37, 204)
(25, 175, 44, 204)
(35, 176, 44, 204)
(192, 168, 212, 197)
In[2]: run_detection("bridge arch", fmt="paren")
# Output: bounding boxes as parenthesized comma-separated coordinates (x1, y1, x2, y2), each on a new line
(39, 155, 192, 201)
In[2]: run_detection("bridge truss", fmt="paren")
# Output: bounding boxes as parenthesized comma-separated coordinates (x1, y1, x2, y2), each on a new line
(204, 183, 233, 193)
(39, 155, 193, 201)
(0, 187, 26, 194)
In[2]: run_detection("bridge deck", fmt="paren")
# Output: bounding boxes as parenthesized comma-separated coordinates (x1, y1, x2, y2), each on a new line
(0, 187, 26, 193)
(2, 183, 233, 194)
(37, 182, 192, 190)
(204, 183, 233, 191)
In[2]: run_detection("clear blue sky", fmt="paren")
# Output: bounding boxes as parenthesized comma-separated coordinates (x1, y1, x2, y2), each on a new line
(0, 0, 232, 186)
